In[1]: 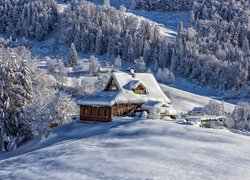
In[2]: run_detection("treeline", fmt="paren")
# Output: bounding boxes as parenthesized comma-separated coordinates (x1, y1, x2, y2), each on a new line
(0, 0, 57, 40)
(172, 0, 250, 90)
(60, 1, 173, 66)
(132, 0, 194, 11)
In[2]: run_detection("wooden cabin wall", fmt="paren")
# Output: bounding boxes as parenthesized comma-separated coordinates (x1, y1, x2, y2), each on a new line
(111, 104, 139, 116)
(80, 105, 112, 122)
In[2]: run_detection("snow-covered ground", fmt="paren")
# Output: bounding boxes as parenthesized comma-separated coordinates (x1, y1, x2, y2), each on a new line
(1, 119, 250, 180)
(162, 83, 235, 113)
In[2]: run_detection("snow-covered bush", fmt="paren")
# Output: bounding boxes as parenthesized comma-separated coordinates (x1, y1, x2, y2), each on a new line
(0, 0, 58, 40)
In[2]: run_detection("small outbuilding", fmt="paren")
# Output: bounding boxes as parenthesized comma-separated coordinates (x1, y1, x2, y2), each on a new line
(185, 115, 225, 128)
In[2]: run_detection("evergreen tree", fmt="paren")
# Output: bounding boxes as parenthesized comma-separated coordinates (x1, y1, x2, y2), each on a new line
(114, 55, 122, 70)
(68, 43, 78, 67)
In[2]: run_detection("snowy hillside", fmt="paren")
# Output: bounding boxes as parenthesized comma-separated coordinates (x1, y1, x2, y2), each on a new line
(161, 83, 235, 113)
(1, 119, 250, 180)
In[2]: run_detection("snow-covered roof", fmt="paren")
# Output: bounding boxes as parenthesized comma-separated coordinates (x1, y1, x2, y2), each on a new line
(123, 80, 143, 90)
(191, 107, 204, 113)
(185, 116, 225, 122)
(142, 101, 177, 115)
(78, 72, 171, 106)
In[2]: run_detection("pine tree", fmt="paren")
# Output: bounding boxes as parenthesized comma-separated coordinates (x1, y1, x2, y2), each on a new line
(89, 55, 100, 75)
(114, 55, 122, 70)
(0, 48, 33, 151)
(68, 43, 78, 67)
(103, 0, 110, 8)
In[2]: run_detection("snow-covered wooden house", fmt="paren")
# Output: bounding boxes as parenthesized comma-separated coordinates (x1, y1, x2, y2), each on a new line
(78, 71, 177, 122)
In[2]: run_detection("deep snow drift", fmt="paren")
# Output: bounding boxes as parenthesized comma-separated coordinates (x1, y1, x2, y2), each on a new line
(0, 119, 250, 180)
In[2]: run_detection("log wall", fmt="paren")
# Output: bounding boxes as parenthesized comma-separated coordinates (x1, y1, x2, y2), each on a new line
(111, 104, 139, 116)
(80, 105, 112, 122)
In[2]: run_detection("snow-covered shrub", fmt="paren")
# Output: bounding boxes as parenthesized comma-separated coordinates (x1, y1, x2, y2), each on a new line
(157, 68, 175, 84)
(0, 0, 58, 40)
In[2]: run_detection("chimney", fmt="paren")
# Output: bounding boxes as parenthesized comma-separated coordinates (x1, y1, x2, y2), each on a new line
(130, 68, 135, 78)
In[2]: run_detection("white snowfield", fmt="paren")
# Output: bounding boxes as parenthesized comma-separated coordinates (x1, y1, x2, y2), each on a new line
(0, 119, 250, 180)
(160, 84, 235, 114)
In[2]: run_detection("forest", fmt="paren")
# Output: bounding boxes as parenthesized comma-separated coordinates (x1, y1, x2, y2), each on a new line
(173, 0, 250, 91)
(132, 0, 194, 11)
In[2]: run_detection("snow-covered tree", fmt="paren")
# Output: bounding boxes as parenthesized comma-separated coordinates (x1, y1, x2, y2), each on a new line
(231, 103, 250, 131)
(60, 1, 169, 67)
(103, 0, 111, 8)
(0, 0, 58, 40)
(114, 55, 122, 70)
(134, 57, 146, 73)
(68, 43, 78, 67)
(132, 0, 194, 11)
(89, 55, 100, 75)
(203, 100, 224, 116)
(47, 92, 78, 126)
(157, 68, 175, 84)
(0, 47, 33, 151)
(173, 0, 250, 90)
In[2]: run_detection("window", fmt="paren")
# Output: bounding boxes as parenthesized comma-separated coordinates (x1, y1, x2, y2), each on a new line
(97, 109, 101, 117)
(91, 109, 94, 116)
(111, 86, 117, 91)
(133, 84, 146, 95)
(84, 109, 88, 115)
(104, 110, 108, 117)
